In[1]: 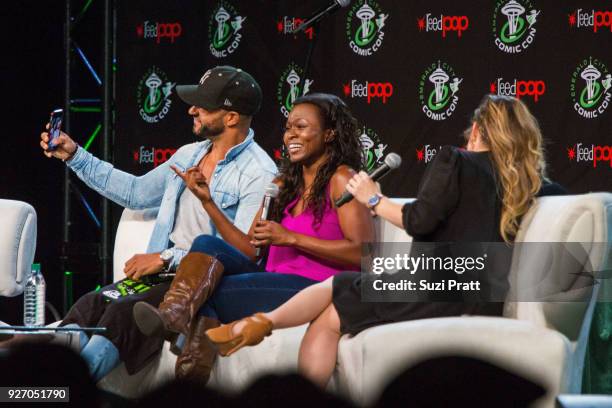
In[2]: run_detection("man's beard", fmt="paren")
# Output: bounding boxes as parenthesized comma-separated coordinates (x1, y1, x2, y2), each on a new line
(194, 122, 224, 139)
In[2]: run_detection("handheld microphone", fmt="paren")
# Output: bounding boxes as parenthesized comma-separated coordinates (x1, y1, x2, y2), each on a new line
(293, 0, 351, 34)
(255, 183, 280, 257)
(335, 153, 402, 208)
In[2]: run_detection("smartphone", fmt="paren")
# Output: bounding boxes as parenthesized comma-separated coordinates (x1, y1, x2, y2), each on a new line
(47, 109, 63, 151)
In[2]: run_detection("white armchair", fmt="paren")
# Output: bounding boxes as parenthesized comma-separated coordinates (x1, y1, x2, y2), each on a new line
(334, 194, 611, 407)
(0, 199, 37, 298)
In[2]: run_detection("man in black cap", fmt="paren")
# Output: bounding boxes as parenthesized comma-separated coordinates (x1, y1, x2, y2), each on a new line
(38, 66, 277, 382)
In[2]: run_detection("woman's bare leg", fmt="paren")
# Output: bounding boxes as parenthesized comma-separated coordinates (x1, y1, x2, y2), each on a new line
(298, 303, 342, 388)
(232, 277, 334, 334)
(224, 277, 342, 387)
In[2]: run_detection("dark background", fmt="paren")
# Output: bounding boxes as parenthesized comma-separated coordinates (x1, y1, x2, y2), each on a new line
(2, 1, 67, 322)
(1, 0, 610, 323)
(1, 0, 105, 322)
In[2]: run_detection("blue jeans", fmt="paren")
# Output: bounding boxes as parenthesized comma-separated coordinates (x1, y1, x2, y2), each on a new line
(190, 235, 316, 323)
(63, 323, 120, 382)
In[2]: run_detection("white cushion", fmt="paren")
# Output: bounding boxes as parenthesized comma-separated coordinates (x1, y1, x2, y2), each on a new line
(209, 325, 308, 392)
(335, 317, 570, 407)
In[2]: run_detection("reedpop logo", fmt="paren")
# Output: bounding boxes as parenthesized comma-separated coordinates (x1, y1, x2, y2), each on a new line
(276, 63, 313, 118)
(567, 143, 612, 168)
(136, 21, 182, 44)
(277, 17, 314, 39)
(570, 58, 611, 119)
(568, 9, 612, 32)
(136, 67, 175, 124)
(417, 13, 469, 38)
(493, 0, 540, 54)
(342, 80, 393, 104)
(418, 61, 462, 121)
(346, 0, 388, 56)
(415, 145, 441, 163)
(133, 146, 178, 167)
(490, 78, 546, 102)
(208, 2, 246, 58)
(272, 145, 287, 163)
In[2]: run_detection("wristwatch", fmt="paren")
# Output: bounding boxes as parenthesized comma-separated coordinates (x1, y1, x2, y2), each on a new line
(367, 193, 384, 210)
(160, 249, 174, 272)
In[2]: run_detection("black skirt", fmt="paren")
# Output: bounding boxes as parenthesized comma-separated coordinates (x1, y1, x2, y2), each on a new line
(332, 272, 503, 336)
(60, 279, 171, 375)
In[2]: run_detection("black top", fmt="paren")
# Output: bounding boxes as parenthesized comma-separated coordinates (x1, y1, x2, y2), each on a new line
(401, 146, 567, 242)
(402, 146, 501, 242)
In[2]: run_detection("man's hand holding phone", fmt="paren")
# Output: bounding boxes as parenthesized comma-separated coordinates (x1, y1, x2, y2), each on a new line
(40, 109, 78, 161)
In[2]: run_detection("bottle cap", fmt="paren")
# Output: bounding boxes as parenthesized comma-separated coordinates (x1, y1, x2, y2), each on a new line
(32, 263, 41, 273)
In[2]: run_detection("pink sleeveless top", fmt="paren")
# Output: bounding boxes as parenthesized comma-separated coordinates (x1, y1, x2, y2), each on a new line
(265, 189, 358, 281)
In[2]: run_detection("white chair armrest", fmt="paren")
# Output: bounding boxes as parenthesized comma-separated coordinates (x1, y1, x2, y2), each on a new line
(113, 208, 158, 282)
(0, 199, 37, 297)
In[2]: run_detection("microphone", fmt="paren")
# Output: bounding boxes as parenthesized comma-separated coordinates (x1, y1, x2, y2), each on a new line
(335, 153, 402, 208)
(255, 183, 280, 257)
(293, 0, 351, 34)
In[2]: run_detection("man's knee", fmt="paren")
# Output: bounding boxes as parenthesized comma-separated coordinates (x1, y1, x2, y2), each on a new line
(105, 296, 139, 315)
(72, 290, 104, 309)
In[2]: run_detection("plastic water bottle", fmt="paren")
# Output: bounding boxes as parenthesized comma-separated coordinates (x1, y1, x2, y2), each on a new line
(23, 263, 46, 327)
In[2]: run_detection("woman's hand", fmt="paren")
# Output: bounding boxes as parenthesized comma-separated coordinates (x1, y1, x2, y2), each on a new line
(251, 220, 297, 247)
(171, 165, 212, 203)
(345, 171, 381, 206)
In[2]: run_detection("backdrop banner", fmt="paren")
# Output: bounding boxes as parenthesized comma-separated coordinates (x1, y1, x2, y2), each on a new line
(115, 0, 611, 198)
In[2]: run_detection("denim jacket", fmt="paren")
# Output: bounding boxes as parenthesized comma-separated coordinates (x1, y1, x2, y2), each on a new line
(67, 129, 277, 270)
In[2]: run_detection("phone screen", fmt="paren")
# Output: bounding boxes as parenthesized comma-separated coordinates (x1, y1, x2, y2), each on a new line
(47, 109, 63, 151)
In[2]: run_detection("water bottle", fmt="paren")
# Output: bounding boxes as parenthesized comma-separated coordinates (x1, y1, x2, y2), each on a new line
(23, 263, 46, 327)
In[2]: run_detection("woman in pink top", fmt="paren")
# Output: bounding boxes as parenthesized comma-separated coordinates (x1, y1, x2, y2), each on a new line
(154, 93, 374, 381)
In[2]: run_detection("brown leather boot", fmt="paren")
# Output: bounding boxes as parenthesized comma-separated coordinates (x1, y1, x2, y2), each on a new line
(133, 252, 223, 338)
(175, 315, 220, 384)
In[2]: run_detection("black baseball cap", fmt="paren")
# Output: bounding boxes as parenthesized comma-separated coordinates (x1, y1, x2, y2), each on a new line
(176, 66, 262, 116)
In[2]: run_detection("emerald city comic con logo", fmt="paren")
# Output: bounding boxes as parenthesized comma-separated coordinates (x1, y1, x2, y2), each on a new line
(346, 0, 389, 56)
(570, 58, 612, 119)
(418, 62, 462, 121)
(208, 2, 246, 58)
(492, 0, 540, 54)
(137, 67, 175, 124)
(359, 126, 387, 172)
(276, 63, 313, 118)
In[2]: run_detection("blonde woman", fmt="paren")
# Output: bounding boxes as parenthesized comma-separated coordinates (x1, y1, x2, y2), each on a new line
(205, 95, 566, 387)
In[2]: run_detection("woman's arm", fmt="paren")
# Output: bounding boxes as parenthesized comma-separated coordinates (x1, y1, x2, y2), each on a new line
(253, 167, 375, 266)
(345, 171, 404, 228)
(371, 196, 404, 228)
(172, 165, 269, 260)
(347, 146, 461, 237)
(202, 199, 262, 259)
